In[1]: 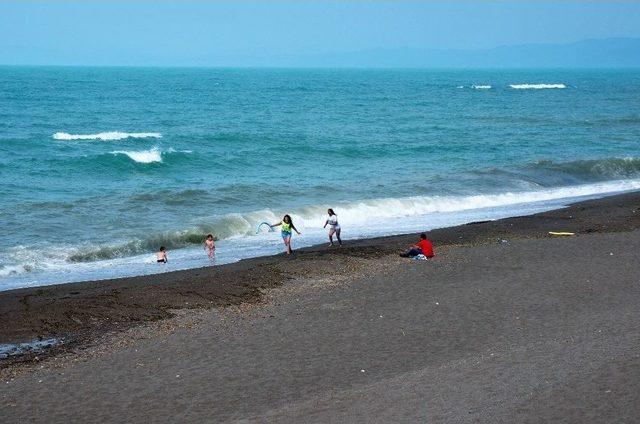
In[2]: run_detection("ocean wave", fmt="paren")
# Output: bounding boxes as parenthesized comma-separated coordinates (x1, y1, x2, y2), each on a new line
(53, 131, 162, 141)
(529, 157, 640, 180)
(584, 116, 640, 126)
(509, 84, 566, 90)
(292, 179, 640, 225)
(0, 264, 32, 277)
(67, 209, 278, 262)
(67, 231, 216, 263)
(111, 146, 163, 163)
(66, 178, 640, 263)
(472, 85, 492, 90)
(470, 157, 640, 192)
(109, 146, 189, 164)
(130, 189, 210, 205)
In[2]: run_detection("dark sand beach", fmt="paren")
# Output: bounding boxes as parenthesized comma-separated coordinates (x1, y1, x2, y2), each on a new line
(1, 192, 640, 423)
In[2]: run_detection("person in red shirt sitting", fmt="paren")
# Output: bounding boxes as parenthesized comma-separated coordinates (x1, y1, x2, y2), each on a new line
(400, 233, 434, 258)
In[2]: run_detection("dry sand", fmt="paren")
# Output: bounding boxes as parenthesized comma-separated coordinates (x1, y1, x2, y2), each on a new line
(1, 192, 639, 423)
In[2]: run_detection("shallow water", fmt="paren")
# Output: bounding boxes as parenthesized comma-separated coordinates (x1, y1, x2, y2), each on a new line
(0, 338, 61, 359)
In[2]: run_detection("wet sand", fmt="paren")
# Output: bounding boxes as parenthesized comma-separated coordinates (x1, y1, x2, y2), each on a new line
(1, 192, 640, 422)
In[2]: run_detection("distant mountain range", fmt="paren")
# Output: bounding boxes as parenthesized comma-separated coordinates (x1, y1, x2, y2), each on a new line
(2, 37, 640, 68)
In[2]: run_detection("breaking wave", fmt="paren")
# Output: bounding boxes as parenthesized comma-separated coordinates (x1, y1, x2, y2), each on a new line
(529, 157, 640, 180)
(66, 177, 640, 262)
(0, 264, 32, 277)
(509, 83, 566, 90)
(109, 147, 188, 164)
(53, 131, 162, 141)
(472, 85, 492, 90)
(111, 146, 163, 163)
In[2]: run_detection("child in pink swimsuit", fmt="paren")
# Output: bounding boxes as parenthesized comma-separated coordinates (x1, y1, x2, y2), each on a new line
(204, 234, 216, 263)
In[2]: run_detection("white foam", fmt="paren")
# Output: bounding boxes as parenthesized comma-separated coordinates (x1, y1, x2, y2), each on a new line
(111, 146, 163, 163)
(509, 84, 566, 90)
(472, 85, 492, 90)
(0, 338, 61, 359)
(0, 265, 30, 277)
(2, 179, 639, 291)
(280, 179, 640, 230)
(53, 132, 162, 141)
(186, 178, 640, 241)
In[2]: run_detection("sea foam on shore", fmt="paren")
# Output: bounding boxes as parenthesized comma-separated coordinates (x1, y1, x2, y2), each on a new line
(3, 179, 639, 291)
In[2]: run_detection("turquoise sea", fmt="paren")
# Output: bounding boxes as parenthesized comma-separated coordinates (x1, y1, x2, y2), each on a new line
(1, 67, 639, 290)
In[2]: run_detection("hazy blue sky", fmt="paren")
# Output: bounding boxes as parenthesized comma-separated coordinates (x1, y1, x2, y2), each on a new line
(1, 1, 640, 66)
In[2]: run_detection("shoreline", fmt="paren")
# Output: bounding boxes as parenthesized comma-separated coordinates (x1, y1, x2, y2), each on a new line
(4, 189, 639, 292)
(6, 181, 640, 291)
(1, 190, 639, 366)
(1, 192, 639, 422)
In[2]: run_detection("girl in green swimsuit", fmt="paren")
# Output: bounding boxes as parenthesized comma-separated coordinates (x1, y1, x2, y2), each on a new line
(270, 214, 301, 254)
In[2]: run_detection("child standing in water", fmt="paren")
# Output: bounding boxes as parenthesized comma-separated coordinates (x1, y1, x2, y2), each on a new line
(204, 234, 216, 263)
(156, 246, 168, 263)
(270, 214, 301, 254)
(323, 208, 342, 246)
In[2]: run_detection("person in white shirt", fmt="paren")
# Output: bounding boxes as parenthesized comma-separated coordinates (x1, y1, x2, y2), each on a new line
(323, 208, 342, 247)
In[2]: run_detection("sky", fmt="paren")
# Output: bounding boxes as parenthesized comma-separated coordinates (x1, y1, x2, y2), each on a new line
(1, 1, 640, 66)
